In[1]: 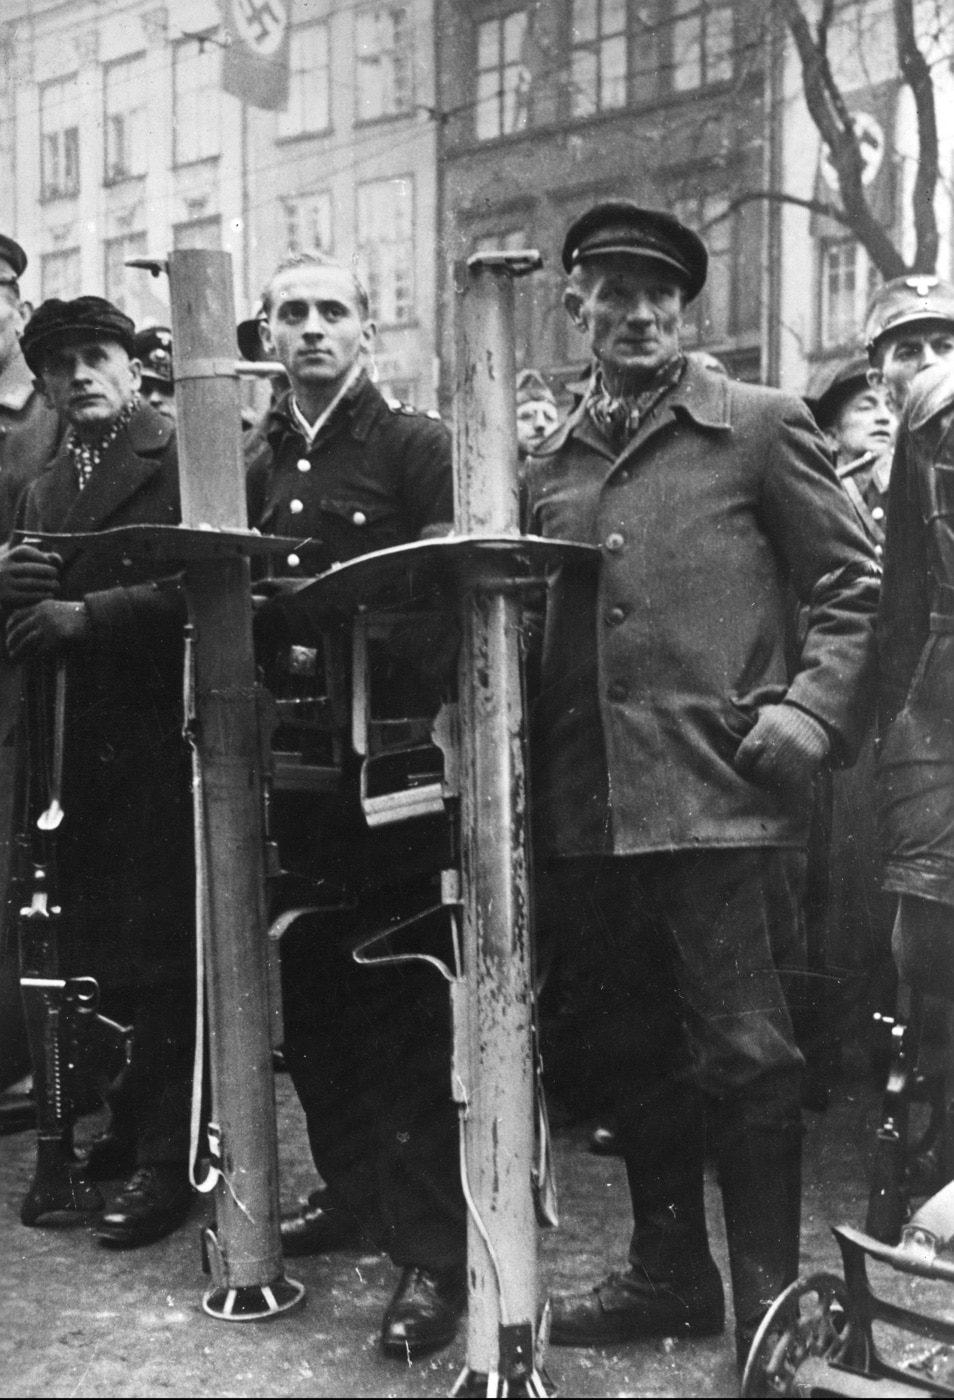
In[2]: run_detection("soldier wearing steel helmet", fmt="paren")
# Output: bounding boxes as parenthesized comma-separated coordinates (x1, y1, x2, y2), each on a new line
(873, 275, 954, 1195)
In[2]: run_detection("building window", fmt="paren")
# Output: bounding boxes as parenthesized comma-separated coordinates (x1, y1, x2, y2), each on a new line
(104, 232, 147, 313)
(173, 42, 220, 165)
(173, 216, 222, 251)
(476, 11, 530, 142)
(40, 77, 80, 201)
(357, 177, 414, 326)
(819, 240, 877, 350)
(283, 191, 333, 254)
(569, 0, 627, 117)
(672, 192, 761, 346)
(278, 23, 331, 138)
(104, 55, 147, 184)
(672, 0, 734, 92)
(356, 6, 413, 122)
(40, 247, 81, 300)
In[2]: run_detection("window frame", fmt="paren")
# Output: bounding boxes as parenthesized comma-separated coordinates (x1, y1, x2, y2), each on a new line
(474, 8, 531, 143)
(172, 40, 221, 168)
(283, 190, 334, 255)
(355, 4, 415, 125)
(277, 20, 332, 141)
(103, 53, 148, 186)
(356, 175, 416, 329)
(670, 0, 736, 94)
(40, 246, 81, 300)
(40, 75, 80, 202)
(818, 238, 878, 353)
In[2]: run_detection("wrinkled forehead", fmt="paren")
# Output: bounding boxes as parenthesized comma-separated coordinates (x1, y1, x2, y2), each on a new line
(267, 265, 365, 317)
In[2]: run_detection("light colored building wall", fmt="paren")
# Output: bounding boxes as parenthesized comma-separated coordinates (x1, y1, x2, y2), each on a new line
(0, 0, 440, 406)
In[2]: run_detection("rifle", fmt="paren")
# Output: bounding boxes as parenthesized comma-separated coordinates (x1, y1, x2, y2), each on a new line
(16, 656, 129, 1226)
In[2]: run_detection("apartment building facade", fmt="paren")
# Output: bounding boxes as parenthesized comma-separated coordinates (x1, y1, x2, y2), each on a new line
(0, 0, 442, 406)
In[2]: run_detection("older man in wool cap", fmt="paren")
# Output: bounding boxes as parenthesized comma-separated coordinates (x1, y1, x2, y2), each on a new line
(0, 295, 196, 1249)
(525, 201, 881, 1369)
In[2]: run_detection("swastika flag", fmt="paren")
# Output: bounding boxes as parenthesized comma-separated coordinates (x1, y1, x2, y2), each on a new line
(220, 0, 290, 111)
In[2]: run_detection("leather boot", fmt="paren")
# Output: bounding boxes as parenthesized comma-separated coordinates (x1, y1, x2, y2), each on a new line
(715, 1085, 802, 1370)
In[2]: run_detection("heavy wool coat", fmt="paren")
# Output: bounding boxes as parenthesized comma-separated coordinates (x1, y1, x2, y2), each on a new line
(10, 404, 194, 987)
(877, 362, 954, 907)
(525, 358, 881, 858)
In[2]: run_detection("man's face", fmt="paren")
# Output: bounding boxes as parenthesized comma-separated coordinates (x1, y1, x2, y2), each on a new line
(144, 379, 176, 423)
(260, 265, 373, 394)
(37, 339, 141, 435)
(829, 382, 897, 461)
(0, 263, 25, 374)
(516, 397, 559, 455)
(565, 254, 685, 388)
(878, 323, 954, 413)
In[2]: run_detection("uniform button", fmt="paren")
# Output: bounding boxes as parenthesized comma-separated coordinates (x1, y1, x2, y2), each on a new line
(287, 553, 301, 568)
(607, 681, 628, 702)
(606, 606, 626, 626)
(875, 545, 883, 559)
(289, 499, 304, 515)
(352, 510, 367, 526)
(871, 506, 885, 521)
(615, 470, 630, 485)
(605, 532, 625, 552)
(296, 457, 311, 473)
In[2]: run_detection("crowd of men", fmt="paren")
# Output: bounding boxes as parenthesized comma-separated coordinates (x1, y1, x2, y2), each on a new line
(0, 202, 953, 1380)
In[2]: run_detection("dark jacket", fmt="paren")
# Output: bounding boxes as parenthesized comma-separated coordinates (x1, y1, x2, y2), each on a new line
(245, 376, 453, 574)
(525, 359, 880, 858)
(10, 403, 193, 987)
(877, 362, 954, 906)
(0, 350, 61, 539)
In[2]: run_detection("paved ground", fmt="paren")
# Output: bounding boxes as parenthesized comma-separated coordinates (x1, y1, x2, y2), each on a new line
(0, 1056, 951, 1398)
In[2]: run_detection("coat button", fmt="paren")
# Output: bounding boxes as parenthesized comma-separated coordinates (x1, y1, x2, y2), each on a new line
(605, 532, 624, 552)
(287, 553, 301, 568)
(871, 506, 885, 521)
(606, 606, 626, 626)
(615, 470, 630, 485)
(289, 499, 304, 515)
(607, 681, 628, 702)
(875, 544, 883, 559)
(297, 458, 311, 473)
(352, 510, 367, 526)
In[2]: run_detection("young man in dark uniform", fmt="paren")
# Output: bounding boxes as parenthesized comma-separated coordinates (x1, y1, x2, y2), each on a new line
(246, 252, 467, 1359)
(0, 296, 195, 1247)
(525, 203, 880, 1367)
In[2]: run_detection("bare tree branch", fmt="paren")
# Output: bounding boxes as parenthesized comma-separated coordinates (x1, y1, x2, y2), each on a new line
(894, 0, 940, 271)
(698, 189, 855, 233)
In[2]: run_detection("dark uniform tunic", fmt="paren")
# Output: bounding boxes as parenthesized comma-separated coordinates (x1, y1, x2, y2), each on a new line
(246, 374, 466, 1271)
(9, 404, 195, 1164)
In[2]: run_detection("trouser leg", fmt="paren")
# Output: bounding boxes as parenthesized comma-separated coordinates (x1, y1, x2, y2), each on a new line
(281, 910, 466, 1271)
(106, 980, 195, 1166)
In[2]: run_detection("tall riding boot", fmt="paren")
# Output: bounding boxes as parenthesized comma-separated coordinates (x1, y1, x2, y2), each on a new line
(550, 1082, 725, 1346)
(715, 1085, 802, 1369)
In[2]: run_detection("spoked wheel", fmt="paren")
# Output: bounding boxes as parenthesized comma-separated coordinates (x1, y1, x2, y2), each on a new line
(741, 1272, 870, 1397)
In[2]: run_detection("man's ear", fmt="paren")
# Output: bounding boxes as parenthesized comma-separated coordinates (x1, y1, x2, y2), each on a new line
(128, 356, 143, 393)
(360, 317, 377, 359)
(563, 286, 586, 329)
(259, 317, 277, 360)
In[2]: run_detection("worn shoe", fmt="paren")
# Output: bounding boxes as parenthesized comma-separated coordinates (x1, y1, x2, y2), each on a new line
(96, 1166, 194, 1248)
(381, 1265, 467, 1359)
(549, 1267, 725, 1347)
(280, 1188, 365, 1257)
(84, 1132, 138, 1181)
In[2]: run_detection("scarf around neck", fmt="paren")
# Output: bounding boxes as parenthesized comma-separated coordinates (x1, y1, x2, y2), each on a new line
(585, 354, 686, 454)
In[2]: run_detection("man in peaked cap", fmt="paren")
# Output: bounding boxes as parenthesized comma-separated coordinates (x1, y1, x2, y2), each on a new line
(525, 201, 881, 1368)
(866, 274, 954, 416)
(0, 295, 197, 1248)
(134, 325, 176, 424)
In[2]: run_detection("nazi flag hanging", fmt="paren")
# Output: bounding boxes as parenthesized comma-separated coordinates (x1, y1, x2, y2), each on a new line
(220, 0, 290, 111)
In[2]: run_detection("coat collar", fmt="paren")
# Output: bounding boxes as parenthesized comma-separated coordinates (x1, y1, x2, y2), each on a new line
(536, 357, 732, 469)
(264, 372, 383, 454)
(0, 350, 35, 413)
(36, 403, 172, 555)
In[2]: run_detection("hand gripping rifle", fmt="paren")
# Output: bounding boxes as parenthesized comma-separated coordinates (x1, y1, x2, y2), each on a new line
(16, 655, 128, 1225)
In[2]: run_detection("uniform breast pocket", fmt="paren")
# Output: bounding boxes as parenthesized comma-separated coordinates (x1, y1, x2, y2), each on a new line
(926, 465, 954, 520)
(320, 497, 402, 559)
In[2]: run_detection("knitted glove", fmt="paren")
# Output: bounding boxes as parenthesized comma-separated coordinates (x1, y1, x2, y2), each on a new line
(734, 703, 830, 792)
